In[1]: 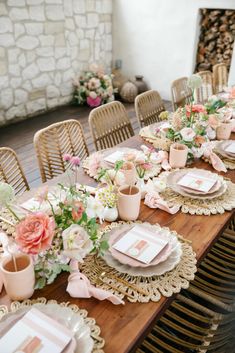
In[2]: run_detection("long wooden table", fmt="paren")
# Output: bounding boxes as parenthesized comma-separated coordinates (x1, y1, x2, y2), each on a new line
(0, 135, 234, 353)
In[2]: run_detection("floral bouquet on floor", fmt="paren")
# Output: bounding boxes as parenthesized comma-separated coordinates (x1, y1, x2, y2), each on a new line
(73, 64, 117, 107)
(0, 155, 108, 289)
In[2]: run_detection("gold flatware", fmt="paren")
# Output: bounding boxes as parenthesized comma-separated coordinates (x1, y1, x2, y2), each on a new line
(93, 259, 148, 296)
(95, 269, 135, 300)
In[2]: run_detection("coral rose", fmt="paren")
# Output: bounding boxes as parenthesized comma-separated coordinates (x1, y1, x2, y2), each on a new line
(15, 212, 56, 254)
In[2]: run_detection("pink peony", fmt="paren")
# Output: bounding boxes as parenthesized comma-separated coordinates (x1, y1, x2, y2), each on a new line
(87, 96, 102, 107)
(15, 212, 56, 255)
(186, 104, 207, 117)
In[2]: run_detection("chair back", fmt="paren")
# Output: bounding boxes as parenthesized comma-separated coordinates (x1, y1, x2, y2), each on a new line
(0, 147, 29, 195)
(213, 63, 228, 93)
(171, 77, 192, 111)
(34, 119, 89, 182)
(195, 70, 214, 103)
(89, 101, 134, 151)
(135, 90, 165, 127)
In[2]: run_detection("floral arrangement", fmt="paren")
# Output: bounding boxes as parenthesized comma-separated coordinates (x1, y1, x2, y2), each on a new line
(73, 64, 117, 107)
(155, 74, 233, 160)
(0, 156, 108, 289)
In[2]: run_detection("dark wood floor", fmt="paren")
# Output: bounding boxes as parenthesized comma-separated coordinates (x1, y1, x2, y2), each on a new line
(0, 100, 172, 188)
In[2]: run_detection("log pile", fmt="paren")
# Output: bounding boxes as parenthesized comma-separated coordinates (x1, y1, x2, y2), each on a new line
(195, 9, 235, 72)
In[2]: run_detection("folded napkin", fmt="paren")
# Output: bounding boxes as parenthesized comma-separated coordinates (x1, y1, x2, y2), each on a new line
(203, 148, 227, 173)
(66, 260, 124, 305)
(144, 191, 180, 214)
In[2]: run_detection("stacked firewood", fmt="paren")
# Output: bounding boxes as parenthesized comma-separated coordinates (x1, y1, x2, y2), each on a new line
(195, 9, 235, 72)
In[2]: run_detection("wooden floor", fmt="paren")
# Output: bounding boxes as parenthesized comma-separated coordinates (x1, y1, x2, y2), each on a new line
(0, 100, 172, 188)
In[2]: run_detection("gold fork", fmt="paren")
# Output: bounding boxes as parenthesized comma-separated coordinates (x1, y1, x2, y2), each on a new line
(94, 268, 136, 300)
(93, 258, 149, 296)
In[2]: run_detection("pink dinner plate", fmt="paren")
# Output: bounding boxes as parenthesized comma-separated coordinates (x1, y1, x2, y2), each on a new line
(108, 225, 172, 268)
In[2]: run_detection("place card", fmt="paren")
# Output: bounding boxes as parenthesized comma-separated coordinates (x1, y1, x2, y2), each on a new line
(0, 308, 73, 353)
(177, 172, 216, 193)
(103, 151, 124, 165)
(112, 225, 169, 264)
(225, 142, 235, 154)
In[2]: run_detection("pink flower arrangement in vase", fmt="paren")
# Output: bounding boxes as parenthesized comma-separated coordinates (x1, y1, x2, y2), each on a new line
(73, 64, 117, 107)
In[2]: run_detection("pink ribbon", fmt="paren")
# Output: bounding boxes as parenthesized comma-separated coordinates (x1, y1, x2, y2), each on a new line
(66, 260, 124, 305)
(144, 191, 180, 214)
(203, 149, 227, 173)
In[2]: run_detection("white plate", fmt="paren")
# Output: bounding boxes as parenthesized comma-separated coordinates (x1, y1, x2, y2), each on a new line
(0, 304, 94, 353)
(103, 224, 182, 277)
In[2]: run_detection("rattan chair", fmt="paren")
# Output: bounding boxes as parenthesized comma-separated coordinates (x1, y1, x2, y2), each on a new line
(189, 225, 235, 311)
(0, 147, 29, 195)
(135, 90, 166, 127)
(89, 101, 134, 151)
(195, 71, 214, 103)
(171, 77, 193, 111)
(137, 290, 235, 353)
(34, 119, 89, 183)
(213, 63, 228, 94)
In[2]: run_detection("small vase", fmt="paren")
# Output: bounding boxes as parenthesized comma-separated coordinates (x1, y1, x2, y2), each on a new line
(121, 162, 136, 186)
(134, 75, 148, 94)
(216, 121, 232, 140)
(0, 253, 35, 300)
(117, 185, 141, 221)
(104, 207, 118, 222)
(136, 177, 147, 199)
(169, 143, 188, 168)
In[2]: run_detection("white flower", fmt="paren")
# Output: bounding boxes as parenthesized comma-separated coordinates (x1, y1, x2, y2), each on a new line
(89, 91, 97, 99)
(62, 224, 93, 262)
(86, 196, 104, 222)
(107, 169, 125, 186)
(187, 74, 202, 90)
(0, 183, 15, 206)
(180, 127, 196, 142)
(146, 179, 166, 193)
(208, 95, 218, 103)
(206, 126, 216, 140)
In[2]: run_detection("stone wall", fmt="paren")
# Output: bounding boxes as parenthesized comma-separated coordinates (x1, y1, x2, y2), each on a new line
(0, 0, 112, 125)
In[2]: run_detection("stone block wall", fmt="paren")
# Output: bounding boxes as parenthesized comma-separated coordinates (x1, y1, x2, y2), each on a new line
(0, 0, 112, 125)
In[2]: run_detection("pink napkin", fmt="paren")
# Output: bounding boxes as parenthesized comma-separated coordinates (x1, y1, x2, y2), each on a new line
(66, 260, 124, 305)
(203, 149, 227, 173)
(144, 191, 180, 214)
(0, 272, 3, 293)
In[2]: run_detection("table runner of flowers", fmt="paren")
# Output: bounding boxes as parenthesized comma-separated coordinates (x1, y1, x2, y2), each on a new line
(139, 75, 235, 168)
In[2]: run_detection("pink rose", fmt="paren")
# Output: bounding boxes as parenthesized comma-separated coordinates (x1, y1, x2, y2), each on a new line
(15, 212, 56, 254)
(87, 96, 102, 107)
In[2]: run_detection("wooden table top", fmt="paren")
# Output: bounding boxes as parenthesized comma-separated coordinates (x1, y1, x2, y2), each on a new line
(0, 134, 234, 353)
